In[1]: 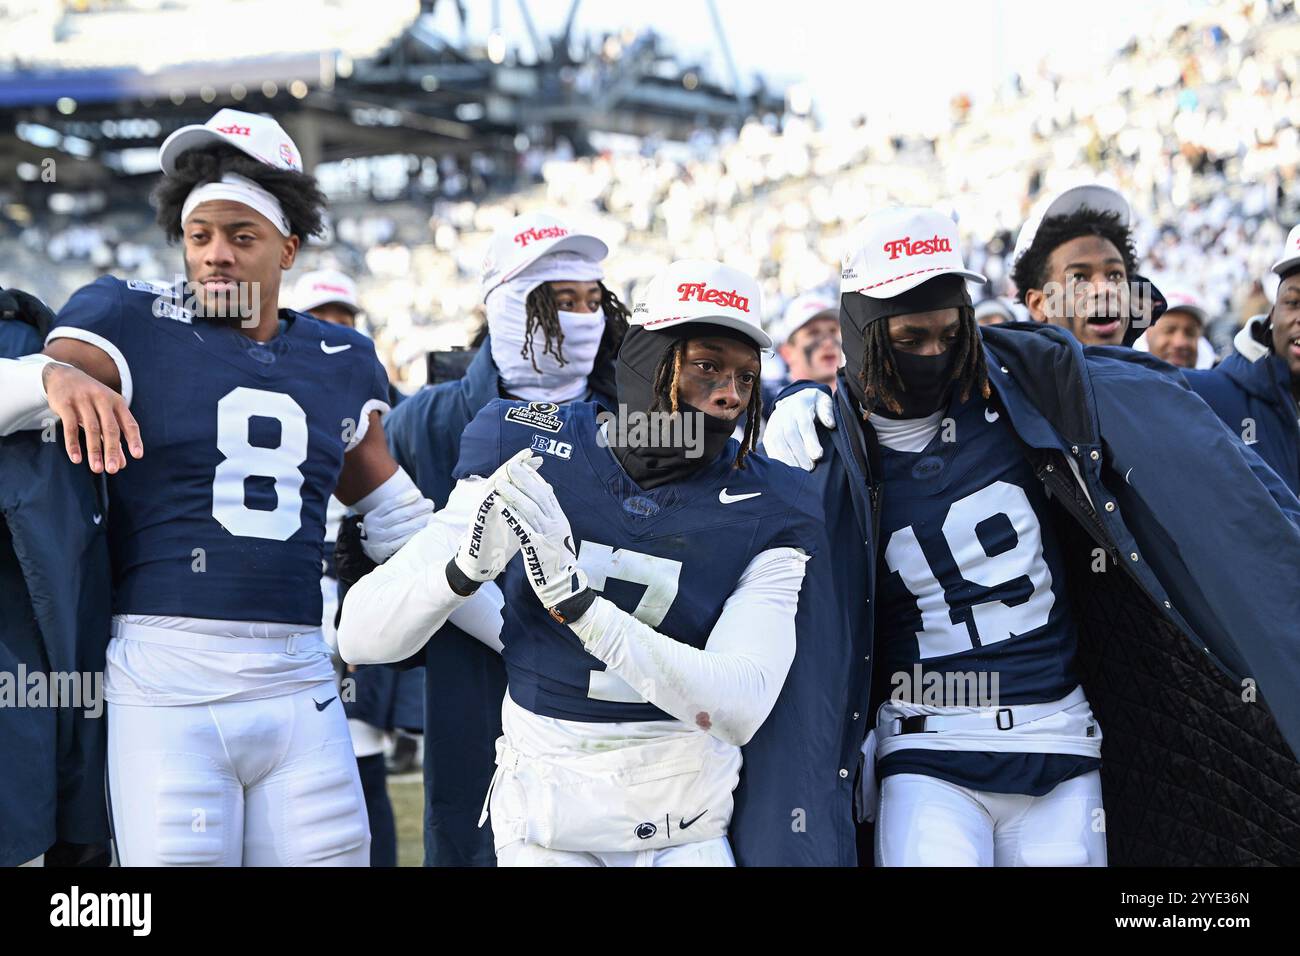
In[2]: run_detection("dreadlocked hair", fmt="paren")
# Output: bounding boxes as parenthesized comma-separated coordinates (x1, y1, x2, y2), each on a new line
(152, 143, 327, 242)
(520, 281, 632, 374)
(646, 338, 762, 470)
(857, 305, 990, 419)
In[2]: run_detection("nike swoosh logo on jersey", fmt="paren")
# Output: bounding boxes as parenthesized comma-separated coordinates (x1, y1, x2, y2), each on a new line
(320, 341, 352, 354)
(313, 696, 337, 711)
(719, 489, 761, 504)
(92, 513, 102, 525)
(984, 407, 999, 422)
(680, 811, 707, 829)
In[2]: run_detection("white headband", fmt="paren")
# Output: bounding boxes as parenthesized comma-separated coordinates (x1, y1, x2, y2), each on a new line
(180, 173, 291, 237)
(485, 251, 605, 310)
(511, 250, 604, 288)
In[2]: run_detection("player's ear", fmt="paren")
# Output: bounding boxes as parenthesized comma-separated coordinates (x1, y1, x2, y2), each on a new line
(1024, 287, 1049, 323)
(280, 234, 300, 271)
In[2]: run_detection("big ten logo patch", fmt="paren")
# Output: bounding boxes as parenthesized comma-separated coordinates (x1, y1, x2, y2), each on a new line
(530, 435, 572, 459)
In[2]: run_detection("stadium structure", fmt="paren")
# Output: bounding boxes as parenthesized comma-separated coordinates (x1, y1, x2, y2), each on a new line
(0, 0, 787, 209)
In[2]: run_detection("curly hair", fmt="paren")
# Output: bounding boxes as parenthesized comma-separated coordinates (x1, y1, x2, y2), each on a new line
(858, 305, 990, 418)
(647, 338, 762, 470)
(152, 143, 327, 242)
(520, 281, 632, 373)
(1011, 207, 1138, 303)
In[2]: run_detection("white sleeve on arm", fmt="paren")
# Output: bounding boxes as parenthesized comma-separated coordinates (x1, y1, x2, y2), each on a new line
(337, 476, 504, 664)
(571, 546, 809, 747)
(449, 581, 505, 655)
(0, 355, 63, 435)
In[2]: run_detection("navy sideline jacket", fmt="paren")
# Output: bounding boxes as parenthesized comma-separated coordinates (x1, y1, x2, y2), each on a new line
(0, 320, 112, 865)
(1184, 316, 1300, 496)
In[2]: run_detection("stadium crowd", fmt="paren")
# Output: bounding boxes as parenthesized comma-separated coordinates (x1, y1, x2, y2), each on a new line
(7, 0, 1299, 388)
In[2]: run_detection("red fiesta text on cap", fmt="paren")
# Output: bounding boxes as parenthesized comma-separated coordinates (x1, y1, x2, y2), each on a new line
(883, 235, 953, 260)
(675, 282, 751, 312)
(514, 225, 570, 248)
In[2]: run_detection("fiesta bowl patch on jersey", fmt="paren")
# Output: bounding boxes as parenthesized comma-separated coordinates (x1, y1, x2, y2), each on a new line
(505, 401, 564, 433)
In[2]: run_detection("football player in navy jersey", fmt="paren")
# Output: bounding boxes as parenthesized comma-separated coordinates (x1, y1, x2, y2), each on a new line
(767, 207, 1106, 866)
(0, 109, 433, 866)
(846, 211, 1104, 866)
(340, 259, 827, 866)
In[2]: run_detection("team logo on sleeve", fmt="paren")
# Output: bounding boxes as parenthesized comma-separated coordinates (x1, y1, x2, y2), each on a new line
(505, 401, 564, 433)
(150, 297, 194, 324)
(127, 279, 178, 297)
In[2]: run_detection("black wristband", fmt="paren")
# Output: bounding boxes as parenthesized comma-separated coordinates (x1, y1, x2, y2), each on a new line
(445, 558, 483, 597)
(548, 588, 596, 625)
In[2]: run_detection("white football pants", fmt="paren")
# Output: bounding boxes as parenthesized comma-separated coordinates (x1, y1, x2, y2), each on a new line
(108, 684, 370, 866)
(875, 770, 1106, 867)
(496, 835, 734, 867)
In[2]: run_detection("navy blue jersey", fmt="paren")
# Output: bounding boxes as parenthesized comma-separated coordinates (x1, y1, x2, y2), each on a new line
(873, 393, 1096, 795)
(50, 276, 390, 625)
(453, 399, 823, 723)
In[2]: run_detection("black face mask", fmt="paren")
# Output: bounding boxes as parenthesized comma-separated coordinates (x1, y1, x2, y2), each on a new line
(874, 348, 958, 419)
(610, 324, 743, 490)
(840, 273, 972, 418)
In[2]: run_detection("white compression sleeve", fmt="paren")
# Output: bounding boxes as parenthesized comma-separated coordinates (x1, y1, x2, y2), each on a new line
(449, 581, 505, 654)
(337, 476, 504, 664)
(571, 547, 809, 747)
(348, 466, 420, 515)
(0, 355, 62, 436)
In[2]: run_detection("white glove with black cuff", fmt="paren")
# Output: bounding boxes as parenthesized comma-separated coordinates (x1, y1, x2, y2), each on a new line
(446, 458, 526, 595)
(491, 450, 593, 622)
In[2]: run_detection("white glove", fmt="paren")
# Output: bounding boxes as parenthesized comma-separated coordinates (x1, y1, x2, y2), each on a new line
(762, 387, 835, 472)
(491, 451, 590, 614)
(448, 477, 521, 593)
(359, 486, 435, 564)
